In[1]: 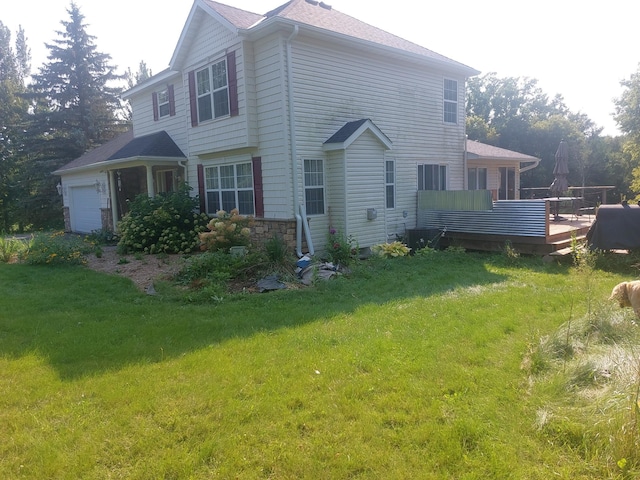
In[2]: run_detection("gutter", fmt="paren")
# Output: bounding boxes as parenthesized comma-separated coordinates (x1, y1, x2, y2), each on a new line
(519, 158, 540, 174)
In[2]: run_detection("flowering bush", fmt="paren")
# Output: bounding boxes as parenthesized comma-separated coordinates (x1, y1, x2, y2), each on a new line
(21, 231, 92, 265)
(199, 209, 254, 253)
(117, 185, 210, 254)
(372, 241, 411, 258)
(326, 228, 358, 266)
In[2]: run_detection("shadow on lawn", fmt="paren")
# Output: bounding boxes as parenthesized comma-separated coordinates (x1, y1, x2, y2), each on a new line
(0, 253, 519, 380)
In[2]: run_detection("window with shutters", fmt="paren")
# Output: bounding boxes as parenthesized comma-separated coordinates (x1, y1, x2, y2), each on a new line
(204, 162, 254, 215)
(157, 88, 170, 118)
(196, 58, 229, 123)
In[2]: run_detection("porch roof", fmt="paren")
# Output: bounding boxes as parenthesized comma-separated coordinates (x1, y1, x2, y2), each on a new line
(54, 130, 186, 175)
(466, 140, 539, 163)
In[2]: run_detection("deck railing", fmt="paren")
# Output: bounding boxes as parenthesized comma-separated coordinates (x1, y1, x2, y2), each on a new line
(417, 191, 549, 238)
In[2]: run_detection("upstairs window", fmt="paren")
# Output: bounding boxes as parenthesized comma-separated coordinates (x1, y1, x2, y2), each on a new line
(196, 58, 229, 123)
(443, 79, 458, 124)
(157, 88, 170, 118)
(418, 164, 447, 191)
(152, 85, 175, 121)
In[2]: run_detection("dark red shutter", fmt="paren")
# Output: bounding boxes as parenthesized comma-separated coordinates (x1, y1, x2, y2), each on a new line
(252, 157, 264, 218)
(188, 70, 198, 127)
(197, 164, 206, 213)
(227, 51, 239, 117)
(152, 92, 159, 121)
(168, 84, 176, 116)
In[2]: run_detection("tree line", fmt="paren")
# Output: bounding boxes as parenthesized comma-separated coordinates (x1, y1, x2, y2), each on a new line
(2, 4, 640, 233)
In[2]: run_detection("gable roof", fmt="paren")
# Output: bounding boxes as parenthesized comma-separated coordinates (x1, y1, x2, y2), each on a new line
(170, 0, 478, 75)
(466, 140, 540, 163)
(323, 118, 392, 151)
(54, 131, 186, 175)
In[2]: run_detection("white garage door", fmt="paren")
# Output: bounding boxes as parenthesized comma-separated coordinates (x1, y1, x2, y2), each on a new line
(70, 186, 102, 233)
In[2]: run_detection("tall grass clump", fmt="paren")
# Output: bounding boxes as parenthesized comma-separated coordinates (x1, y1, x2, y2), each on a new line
(0, 236, 27, 263)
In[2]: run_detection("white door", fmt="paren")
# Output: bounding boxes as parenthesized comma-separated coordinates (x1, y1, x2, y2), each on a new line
(70, 186, 102, 233)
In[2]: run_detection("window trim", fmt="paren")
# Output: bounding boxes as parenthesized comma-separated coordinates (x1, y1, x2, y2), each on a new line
(385, 159, 395, 209)
(195, 57, 230, 124)
(157, 88, 170, 118)
(443, 78, 458, 124)
(303, 158, 325, 216)
(204, 162, 255, 216)
(417, 164, 447, 191)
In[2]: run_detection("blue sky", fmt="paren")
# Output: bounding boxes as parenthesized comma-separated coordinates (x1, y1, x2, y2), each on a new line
(3, 0, 637, 135)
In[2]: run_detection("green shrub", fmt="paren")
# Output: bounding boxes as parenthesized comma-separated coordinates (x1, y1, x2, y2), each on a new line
(21, 232, 92, 265)
(326, 228, 358, 266)
(198, 209, 253, 253)
(117, 184, 209, 254)
(86, 228, 119, 246)
(371, 241, 411, 258)
(176, 250, 261, 289)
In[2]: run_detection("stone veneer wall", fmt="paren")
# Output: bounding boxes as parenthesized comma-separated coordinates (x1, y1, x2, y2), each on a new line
(101, 208, 113, 232)
(63, 207, 71, 232)
(250, 218, 307, 253)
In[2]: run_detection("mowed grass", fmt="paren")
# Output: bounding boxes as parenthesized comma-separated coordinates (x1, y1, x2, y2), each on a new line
(0, 251, 630, 479)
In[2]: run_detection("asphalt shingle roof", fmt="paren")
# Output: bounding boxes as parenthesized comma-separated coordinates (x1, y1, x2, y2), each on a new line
(55, 130, 185, 173)
(203, 0, 475, 71)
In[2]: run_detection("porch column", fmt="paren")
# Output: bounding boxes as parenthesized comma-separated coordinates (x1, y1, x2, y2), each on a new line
(109, 170, 118, 230)
(145, 165, 155, 197)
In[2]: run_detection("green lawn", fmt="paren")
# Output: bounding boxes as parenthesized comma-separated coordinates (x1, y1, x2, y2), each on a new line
(0, 251, 635, 479)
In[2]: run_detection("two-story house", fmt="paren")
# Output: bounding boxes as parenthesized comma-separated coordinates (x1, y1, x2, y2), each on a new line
(55, 0, 479, 255)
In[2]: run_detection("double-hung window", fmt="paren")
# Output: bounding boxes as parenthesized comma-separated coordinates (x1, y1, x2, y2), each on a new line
(418, 164, 447, 191)
(443, 79, 458, 124)
(204, 162, 254, 215)
(157, 88, 170, 118)
(196, 58, 230, 123)
(385, 160, 395, 209)
(304, 159, 325, 215)
(468, 167, 487, 190)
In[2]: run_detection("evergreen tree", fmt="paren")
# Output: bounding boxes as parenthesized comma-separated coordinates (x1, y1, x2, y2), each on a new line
(0, 22, 30, 232)
(24, 2, 127, 229)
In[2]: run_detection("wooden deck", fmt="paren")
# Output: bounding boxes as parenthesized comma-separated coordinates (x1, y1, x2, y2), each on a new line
(436, 214, 594, 255)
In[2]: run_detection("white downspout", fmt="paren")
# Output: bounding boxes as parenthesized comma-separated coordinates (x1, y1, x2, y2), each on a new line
(286, 25, 314, 257)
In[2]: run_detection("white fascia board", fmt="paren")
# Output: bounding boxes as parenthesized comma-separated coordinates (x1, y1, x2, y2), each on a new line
(121, 69, 181, 99)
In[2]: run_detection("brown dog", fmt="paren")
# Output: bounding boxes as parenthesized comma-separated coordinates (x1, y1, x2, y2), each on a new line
(609, 281, 640, 318)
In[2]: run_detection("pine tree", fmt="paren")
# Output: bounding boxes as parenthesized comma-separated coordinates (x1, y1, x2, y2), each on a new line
(23, 2, 127, 229)
(0, 22, 30, 232)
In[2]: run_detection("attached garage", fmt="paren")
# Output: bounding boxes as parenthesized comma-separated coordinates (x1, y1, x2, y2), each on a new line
(69, 186, 102, 233)
(54, 130, 187, 234)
